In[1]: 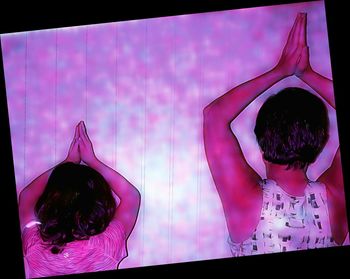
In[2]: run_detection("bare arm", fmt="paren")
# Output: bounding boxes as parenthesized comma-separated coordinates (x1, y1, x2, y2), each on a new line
(295, 14, 347, 244)
(295, 14, 341, 191)
(319, 148, 348, 245)
(18, 169, 52, 230)
(294, 14, 334, 109)
(298, 64, 335, 108)
(203, 65, 284, 243)
(18, 124, 81, 230)
(78, 122, 141, 239)
(204, 13, 306, 242)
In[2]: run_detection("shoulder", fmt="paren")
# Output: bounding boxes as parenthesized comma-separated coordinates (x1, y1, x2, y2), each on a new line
(103, 219, 127, 241)
(22, 220, 41, 238)
(89, 219, 128, 262)
(90, 219, 127, 245)
(104, 219, 128, 264)
(22, 221, 42, 255)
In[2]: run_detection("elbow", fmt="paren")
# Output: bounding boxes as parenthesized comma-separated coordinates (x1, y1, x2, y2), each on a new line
(132, 187, 141, 206)
(203, 99, 231, 120)
(129, 188, 141, 211)
(203, 103, 213, 119)
(135, 188, 141, 202)
(203, 106, 212, 132)
(18, 187, 35, 215)
(116, 187, 141, 212)
(203, 103, 231, 128)
(203, 104, 217, 124)
(18, 187, 29, 206)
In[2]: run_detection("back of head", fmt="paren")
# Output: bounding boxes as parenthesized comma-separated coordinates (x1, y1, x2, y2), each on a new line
(35, 162, 116, 254)
(254, 87, 329, 169)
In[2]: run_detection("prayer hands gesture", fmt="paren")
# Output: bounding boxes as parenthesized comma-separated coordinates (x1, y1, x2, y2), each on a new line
(275, 13, 310, 78)
(65, 121, 97, 166)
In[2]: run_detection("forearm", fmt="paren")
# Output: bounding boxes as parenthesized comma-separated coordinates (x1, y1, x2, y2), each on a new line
(298, 68, 335, 108)
(204, 67, 286, 123)
(19, 168, 53, 210)
(19, 159, 73, 207)
(89, 159, 140, 201)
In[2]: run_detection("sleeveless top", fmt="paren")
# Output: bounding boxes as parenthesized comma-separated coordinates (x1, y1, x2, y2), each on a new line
(22, 219, 127, 279)
(228, 179, 337, 256)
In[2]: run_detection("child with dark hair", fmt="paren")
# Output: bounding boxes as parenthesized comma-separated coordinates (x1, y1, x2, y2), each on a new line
(254, 87, 329, 170)
(203, 13, 348, 256)
(19, 121, 141, 278)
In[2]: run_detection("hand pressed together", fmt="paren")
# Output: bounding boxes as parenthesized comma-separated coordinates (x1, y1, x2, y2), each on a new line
(65, 124, 81, 164)
(65, 121, 98, 166)
(275, 13, 310, 78)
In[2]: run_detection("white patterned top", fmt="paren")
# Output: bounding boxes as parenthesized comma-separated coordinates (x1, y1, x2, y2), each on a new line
(228, 179, 337, 256)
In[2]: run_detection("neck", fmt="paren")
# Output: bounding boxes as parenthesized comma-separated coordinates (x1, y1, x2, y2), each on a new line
(265, 163, 308, 196)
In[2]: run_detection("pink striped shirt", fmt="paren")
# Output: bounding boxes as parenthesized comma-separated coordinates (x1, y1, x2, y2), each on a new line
(22, 219, 127, 279)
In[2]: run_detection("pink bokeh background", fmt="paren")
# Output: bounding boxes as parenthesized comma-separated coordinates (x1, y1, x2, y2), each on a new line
(1, 0, 341, 270)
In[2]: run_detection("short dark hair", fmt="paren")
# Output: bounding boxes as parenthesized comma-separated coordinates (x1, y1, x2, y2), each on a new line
(254, 87, 329, 169)
(35, 162, 116, 254)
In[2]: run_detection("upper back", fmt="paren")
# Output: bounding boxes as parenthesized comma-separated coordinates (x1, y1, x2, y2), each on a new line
(22, 219, 127, 278)
(228, 179, 336, 256)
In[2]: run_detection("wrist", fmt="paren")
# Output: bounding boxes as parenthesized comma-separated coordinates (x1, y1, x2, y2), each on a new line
(62, 157, 80, 164)
(62, 158, 71, 164)
(270, 65, 291, 80)
(87, 157, 101, 170)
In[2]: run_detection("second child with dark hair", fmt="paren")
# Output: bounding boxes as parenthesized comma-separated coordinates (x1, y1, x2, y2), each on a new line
(19, 121, 141, 278)
(203, 13, 348, 256)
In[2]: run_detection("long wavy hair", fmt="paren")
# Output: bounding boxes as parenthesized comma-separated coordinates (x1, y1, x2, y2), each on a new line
(35, 162, 116, 254)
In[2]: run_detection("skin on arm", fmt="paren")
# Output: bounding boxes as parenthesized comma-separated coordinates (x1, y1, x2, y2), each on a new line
(78, 121, 141, 239)
(319, 148, 348, 244)
(295, 14, 348, 244)
(18, 124, 81, 231)
(18, 169, 53, 230)
(203, 13, 306, 243)
(295, 13, 335, 108)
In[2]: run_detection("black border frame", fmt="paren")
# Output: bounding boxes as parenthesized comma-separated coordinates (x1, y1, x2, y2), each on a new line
(1, 0, 349, 278)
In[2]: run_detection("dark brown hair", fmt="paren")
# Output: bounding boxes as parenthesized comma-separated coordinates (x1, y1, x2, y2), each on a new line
(35, 162, 116, 254)
(254, 87, 329, 169)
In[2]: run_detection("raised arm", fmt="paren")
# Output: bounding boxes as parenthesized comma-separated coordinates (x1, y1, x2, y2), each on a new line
(203, 13, 306, 243)
(295, 13, 342, 192)
(18, 124, 81, 230)
(295, 14, 335, 108)
(204, 13, 307, 122)
(295, 14, 347, 244)
(78, 122, 141, 239)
